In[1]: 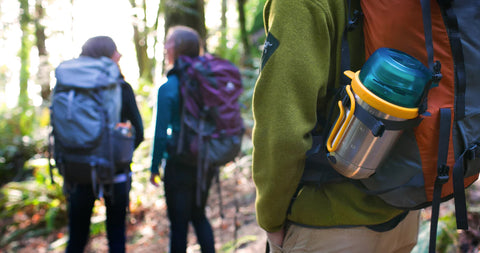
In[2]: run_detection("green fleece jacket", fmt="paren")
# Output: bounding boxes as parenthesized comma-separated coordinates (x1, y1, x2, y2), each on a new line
(252, 0, 404, 233)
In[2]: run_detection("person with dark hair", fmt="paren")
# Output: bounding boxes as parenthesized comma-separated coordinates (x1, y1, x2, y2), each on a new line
(63, 36, 144, 253)
(149, 26, 216, 253)
(81, 36, 119, 59)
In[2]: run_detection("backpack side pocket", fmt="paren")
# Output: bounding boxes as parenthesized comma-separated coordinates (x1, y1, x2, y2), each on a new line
(112, 123, 135, 165)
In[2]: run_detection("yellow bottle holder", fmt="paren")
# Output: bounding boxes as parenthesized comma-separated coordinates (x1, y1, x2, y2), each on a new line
(327, 84, 355, 152)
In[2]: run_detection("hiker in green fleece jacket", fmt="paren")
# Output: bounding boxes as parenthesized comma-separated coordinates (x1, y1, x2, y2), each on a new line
(251, 0, 420, 252)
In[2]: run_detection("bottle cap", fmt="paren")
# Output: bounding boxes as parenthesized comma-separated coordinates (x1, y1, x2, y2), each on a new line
(359, 48, 432, 108)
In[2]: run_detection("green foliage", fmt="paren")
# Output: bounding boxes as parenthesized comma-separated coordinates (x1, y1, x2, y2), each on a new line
(210, 37, 239, 65)
(0, 65, 8, 90)
(220, 235, 258, 253)
(210, 0, 265, 65)
(166, 0, 200, 16)
(239, 67, 258, 131)
(135, 77, 155, 129)
(412, 212, 459, 253)
(436, 214, 459, 253)
(18, 0, 35, 135)
(0, 160, 67, 248)
(0, 105, 44, 186)
(90, 215, 107, 236)
(247, 0, 266, 33)
(246, 0, 267, 59)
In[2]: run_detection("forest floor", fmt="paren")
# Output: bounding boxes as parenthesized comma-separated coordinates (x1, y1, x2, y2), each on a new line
(121, 157, 267, 253)
(3, 154, 480, 252)
(2, 156, 267, 253)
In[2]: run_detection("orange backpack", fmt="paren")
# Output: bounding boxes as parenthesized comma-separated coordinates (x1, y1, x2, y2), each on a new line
(303, 0, 480, 252)
(358, 0, 479, 216)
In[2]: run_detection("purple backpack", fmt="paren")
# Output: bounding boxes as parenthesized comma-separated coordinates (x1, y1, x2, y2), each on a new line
(175, 53, 244, 203)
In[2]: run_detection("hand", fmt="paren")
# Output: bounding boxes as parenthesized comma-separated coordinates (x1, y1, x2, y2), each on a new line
(150, 172, 161, 187)
(267, 228, 285, 248)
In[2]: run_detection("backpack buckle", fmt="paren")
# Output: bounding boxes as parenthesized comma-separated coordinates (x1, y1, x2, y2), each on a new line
(371, 121, 385, 137)
(432, 61, 443, 84)
(347, 10, 363, 31)
(436, 164, 450, 184)
(466, 144, 479, 160)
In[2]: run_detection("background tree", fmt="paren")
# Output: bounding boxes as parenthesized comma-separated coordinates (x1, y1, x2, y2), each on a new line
(34, 0, 51, 103)
(221, 0, 227, 50)
(164, 0, 207, 51)
(0, 0, 270, 250)
(18, 0, 34, 136)
(129, 0, 162, 84)
(237, 0, 250, 65)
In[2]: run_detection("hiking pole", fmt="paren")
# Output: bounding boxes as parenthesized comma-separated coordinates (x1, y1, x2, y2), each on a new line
(216, 169, 224, 219)
(47, 130, 55, 184)
(233, 190, 239, 252)
(233, 161, 240, 252)
(48, 154, 55, 184)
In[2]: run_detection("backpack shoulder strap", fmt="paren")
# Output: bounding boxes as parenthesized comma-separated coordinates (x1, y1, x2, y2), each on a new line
(300, 1, 364, 185)
(340, 0, 364, 87)
(437, 0, 467, 120)
(429, 107, 451, 253)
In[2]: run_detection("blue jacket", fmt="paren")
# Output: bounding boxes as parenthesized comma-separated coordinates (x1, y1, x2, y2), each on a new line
(150, 74, 181, 174)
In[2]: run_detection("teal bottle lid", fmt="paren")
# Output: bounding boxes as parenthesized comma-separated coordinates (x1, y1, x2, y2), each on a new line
(359, 48, 432, 108)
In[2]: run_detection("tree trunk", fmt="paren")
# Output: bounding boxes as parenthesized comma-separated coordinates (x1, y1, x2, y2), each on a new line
(19, 0, 31, 109)
(34, 0, 51, 103)
(129, 0, 153, 82)
(132, 25, 153, 81)
(220, 0, 227, 50)
(18, 0, 34, 135)
(237, 0, 250, 64)
(164, 0, 207, 47)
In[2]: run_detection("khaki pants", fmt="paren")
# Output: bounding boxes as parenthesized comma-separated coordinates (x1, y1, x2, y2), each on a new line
(268, 210, 420, 253)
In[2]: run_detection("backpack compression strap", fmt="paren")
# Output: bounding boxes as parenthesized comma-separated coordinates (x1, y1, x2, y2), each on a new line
(428, 109, 470, 252)
(418, 0, 443, 115)
(429, 108, 451, 253)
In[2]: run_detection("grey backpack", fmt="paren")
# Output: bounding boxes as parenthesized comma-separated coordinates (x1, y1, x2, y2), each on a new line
(50, 56, 132, 195)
